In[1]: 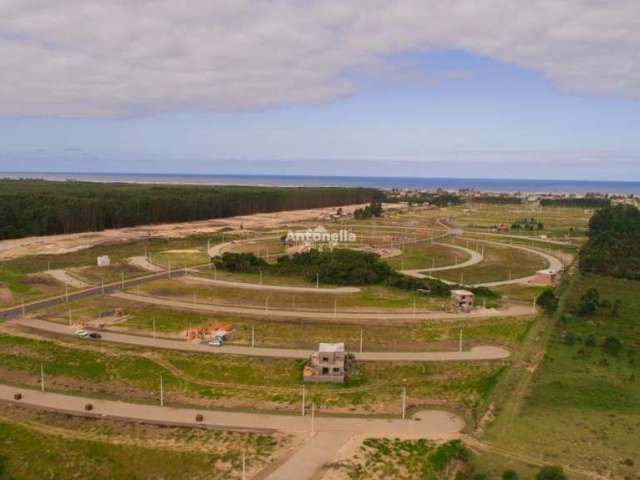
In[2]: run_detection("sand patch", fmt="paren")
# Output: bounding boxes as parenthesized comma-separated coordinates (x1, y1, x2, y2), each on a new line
(163, 249, 201, 254)
(0, 282, 13, 305)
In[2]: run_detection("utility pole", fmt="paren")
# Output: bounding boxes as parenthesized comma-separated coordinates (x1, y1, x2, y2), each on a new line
(401, 387, 406, 420)
(459, 328, 463, 352)
(301, 385, 306, 416)
(360, 328, 364, 353)
(22, 300, 25, 318)
(160, 375, 164, 407)
(316, 272, 319, 289)
(251, 324, 255, 347)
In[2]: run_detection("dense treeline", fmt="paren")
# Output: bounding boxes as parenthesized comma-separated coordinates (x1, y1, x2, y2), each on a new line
(0, 179, 376, 239)
(579, 204, 640, 279)
(353, 201, 384, 219)
(384, 192, 464, 207)
(472, 196, 522, 205)
(540, 197, 610, 208)
(215, 249, 498, 299)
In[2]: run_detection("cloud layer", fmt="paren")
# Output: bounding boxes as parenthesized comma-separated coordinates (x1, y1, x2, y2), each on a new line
(1, 0, 638, 117)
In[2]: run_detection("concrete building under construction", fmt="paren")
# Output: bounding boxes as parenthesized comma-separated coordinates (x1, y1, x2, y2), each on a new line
(450, 289, 475, 313)
(303, 343, 353, 383)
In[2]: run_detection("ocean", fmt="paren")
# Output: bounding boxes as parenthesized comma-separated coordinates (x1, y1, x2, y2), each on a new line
(1, 172, 639, 195)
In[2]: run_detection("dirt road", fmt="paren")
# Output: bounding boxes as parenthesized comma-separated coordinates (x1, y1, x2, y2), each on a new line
(45, 269, 91, 288)
(180, 275, 361, 294)
(112, 291, 535, 321)
(11, 318, 511, 362)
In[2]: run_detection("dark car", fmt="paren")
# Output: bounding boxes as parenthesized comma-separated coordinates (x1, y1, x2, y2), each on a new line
(88, 332, 102, 339)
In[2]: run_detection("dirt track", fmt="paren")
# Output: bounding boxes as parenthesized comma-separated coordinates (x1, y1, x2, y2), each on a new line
(12, 318, 511, 362)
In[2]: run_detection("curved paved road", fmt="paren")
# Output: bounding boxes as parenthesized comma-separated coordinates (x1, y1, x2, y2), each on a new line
(179, 274, 361, 294)
(401, 241, 484, 278)
(473, 240, 564, 287)
(12, 318, 511, 362)
(112, 291, 535, 321)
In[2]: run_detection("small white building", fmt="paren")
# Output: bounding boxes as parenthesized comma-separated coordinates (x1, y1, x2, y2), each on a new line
(97, 255, 111, 267)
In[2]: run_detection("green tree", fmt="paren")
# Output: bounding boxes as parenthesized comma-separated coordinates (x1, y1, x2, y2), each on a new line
(536, 465, 567, 480)
(576, 287, 600, 316)
(602, 336, 623, 355)
(502, 470, 519, 480)
(537, 289, 559, 313)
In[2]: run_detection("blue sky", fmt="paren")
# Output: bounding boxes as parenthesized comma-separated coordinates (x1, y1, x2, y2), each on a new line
(0, 1, 638, 180)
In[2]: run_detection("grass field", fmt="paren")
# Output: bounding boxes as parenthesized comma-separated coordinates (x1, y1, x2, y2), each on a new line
(384, 241, 468, 270)
(34, 296, 532, 352)
(0, 234, 224, 305)
(432, 239, 548, 285)
(0, 403, 286, 480)
(130, 279, 447, 312)
(0, 330, 505, 416)
(482, 273, 640, 479)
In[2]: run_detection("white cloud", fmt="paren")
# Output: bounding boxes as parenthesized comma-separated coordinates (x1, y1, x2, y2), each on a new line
(0, 0, 638, 117)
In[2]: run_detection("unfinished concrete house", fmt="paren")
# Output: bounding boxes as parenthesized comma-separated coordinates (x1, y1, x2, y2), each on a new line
(450, 289, 474, 313)
(303, 343, 353, 383)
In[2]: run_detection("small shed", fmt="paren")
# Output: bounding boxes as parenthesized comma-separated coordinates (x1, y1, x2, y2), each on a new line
(303, 343, 353, 384)
(529, 269, 559, 286)
(450, 289, 474, 313)
(97, 255, 111, 267)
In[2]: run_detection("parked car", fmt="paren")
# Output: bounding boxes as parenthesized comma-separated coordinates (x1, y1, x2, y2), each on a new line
(88, 332, 102, 339)
(208, 338, 223, 347)
(74, 329, 89, 337)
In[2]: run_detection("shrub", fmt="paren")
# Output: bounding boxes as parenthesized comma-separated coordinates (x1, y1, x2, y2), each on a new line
(84, 403, 93, 411)
(602, 336, 623, 355)
(502, 470, 519, 480)
(537, 289, 558, 313)
(429, 440, 469, 472)
(13, 393, 22, 400)
(585, 334, 597, 348)
(536, 466, 567, 480)
(576, 287, 600, 316)
(214, 252, 268, 273)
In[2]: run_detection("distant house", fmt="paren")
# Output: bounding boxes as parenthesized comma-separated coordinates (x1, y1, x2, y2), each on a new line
(97, 255, 111, 267)
(303, 343, 353, 383)
(529, 269, 559, 286)
(450, 289, 474, 313)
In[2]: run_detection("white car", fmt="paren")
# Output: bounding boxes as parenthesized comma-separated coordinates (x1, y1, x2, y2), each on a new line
(74, 329, 89, 337)
(208, 339, 223, 347)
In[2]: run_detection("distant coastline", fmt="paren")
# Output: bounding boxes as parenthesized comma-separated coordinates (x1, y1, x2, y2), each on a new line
(1, 171, 639, 195)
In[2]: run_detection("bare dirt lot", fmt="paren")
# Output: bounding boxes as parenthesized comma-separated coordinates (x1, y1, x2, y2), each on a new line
(0, 203, 400, 261)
